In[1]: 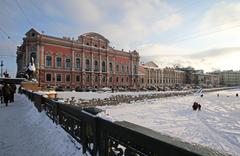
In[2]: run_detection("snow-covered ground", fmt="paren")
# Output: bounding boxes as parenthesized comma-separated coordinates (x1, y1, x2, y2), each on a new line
(0, 94, 83, 156)
(98, 89, 240, 156)
(56, 90, 189, 100)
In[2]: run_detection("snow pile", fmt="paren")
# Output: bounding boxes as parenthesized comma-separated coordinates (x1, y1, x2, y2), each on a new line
(0, 94, 83, 156)
(99, 89, 240, 156)
(56, 90, 189, 100)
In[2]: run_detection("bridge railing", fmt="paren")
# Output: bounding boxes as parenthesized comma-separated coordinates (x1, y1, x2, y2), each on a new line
(21, 89, 225, 156)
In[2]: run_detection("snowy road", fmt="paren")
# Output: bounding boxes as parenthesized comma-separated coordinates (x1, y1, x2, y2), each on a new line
(0, 94, 82, 156)
(99, 89, 240, 156)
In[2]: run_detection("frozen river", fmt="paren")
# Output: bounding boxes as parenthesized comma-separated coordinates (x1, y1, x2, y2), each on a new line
(99, 89, 240, 156)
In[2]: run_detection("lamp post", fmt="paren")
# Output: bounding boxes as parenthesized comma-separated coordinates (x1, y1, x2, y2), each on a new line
(0, 61, 3, 78)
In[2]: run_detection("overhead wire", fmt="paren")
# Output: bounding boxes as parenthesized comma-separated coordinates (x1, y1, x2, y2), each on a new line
(15, 0, 34, 28)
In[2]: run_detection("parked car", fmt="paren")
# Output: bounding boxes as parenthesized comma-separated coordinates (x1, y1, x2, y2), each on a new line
(55, 86, 64, 91)
(75, 87, 83, 92)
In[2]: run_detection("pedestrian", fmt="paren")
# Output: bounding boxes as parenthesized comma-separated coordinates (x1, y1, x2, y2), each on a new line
(9, 83, 16, 102)
(236, 93, 238, 97)
(192, 102, 198, 111)
(2, 83, 11, 107)
(201, 94, 203, 98)
(198, 104, 201, 111)
(217, 93, 219, 97)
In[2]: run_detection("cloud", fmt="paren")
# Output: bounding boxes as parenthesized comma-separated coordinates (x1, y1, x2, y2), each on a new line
(139, 45, 240, 72)
(200, 2, 240, 31)
(39, 0, 183, 49)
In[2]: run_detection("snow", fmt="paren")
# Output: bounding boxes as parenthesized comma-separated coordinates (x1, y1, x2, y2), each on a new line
(0, 94, 83, 156)
(98, 89, 240, 156)
(56, 90, 190, 100)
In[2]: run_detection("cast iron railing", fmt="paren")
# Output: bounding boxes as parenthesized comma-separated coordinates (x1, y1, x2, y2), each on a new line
(21, 89, 226, 156)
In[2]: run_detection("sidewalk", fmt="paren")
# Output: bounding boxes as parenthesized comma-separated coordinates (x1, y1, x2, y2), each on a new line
(0, 94, 83, 156)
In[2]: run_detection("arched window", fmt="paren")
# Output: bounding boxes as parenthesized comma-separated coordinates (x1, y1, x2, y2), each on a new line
(76, 58, 80, 69)
(56, 57, 62, 68)
(109, 62, 113, 72)
(102, 76, 106, 82)
(86, 59, 90, 71)
(46, 56, 52, 67)
(94, 60, 98, 71)
(65, 58, 71, 68)
(116, 64, 119, 72)
(95, 75, 98, 82)
(134, 65, 137, 74)
(102, 61, 106, 72)
(109, 77, 112, 82)
(122, 65, 124, 73)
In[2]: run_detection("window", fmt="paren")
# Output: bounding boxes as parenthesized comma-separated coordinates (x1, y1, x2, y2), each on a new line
(102, 76, 106, 82)
(102, 61, 106, 72)
(142, 78, 144, 83)
(76, 75, 80, 82)
(66, 75, 71, 82)
(95, 75, 98, 82)
(122, 65, 124, 73)
(109, 77, 112, 82)
(86, 59, 91, 71)
(102, 46, 105, 49)
(116, 77, 119, 82)
(56, 57, 62, 68)
(121, 77, 124, 82)
(116, 64, 119, 72)
(127, 66, 129, 73)
(46, 74, 51, 82)
(94, 44, 97, 47)
(66, 58, 71, 68)
(31, 33, 35, 37)
(46, 56, 52, 67)
(87, 75, 90, 82)
(94, 60, 98, 71)
(134, 65, 137, 74)
(56, 74, 61, 82)
(109, 62, 113, 72)
(76, 58, 80, 69)
(126, 77, 128, 82)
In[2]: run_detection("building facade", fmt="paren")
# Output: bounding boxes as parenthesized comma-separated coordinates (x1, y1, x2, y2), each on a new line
(138, 61, 186, 90)
(210, 70, 240, 86)
(17, 28, 140, 89)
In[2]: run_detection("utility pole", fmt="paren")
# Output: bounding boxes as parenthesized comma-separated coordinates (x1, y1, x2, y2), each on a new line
(0, 61, 3, 77)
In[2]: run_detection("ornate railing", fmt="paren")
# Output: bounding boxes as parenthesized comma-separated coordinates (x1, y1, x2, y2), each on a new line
(21, 89, 226, 156)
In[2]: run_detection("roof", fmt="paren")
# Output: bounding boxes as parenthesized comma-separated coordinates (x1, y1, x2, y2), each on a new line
(143, 61, 159, 68)
(82, 32, 110, 43)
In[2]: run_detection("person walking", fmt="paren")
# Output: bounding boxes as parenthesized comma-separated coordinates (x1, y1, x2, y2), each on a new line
(9, 83, 17, 102)
(2, 83, 11, 107)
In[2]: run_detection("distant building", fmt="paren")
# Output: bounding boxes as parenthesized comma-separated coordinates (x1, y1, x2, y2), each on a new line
(16, 28, 140, 89)
(176, 67, 220, 88)
(138, 61, 186, 89)
(210, 70, 240, 86)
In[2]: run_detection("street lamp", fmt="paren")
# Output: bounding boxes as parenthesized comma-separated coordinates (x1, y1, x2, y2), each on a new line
(0, 61, 3, 78)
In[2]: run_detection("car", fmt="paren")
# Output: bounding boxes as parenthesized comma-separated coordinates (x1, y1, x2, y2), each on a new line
(75, 87, 83, 92)
(55, 86, 64, 91)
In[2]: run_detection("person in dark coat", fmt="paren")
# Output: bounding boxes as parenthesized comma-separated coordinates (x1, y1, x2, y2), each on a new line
(192, 102, 198, 111)
(9, 83, 16, 102)
(2, 83, 11, 107)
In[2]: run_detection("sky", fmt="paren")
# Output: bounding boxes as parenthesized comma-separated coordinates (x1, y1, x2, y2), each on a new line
(1, 0, 240, 77)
